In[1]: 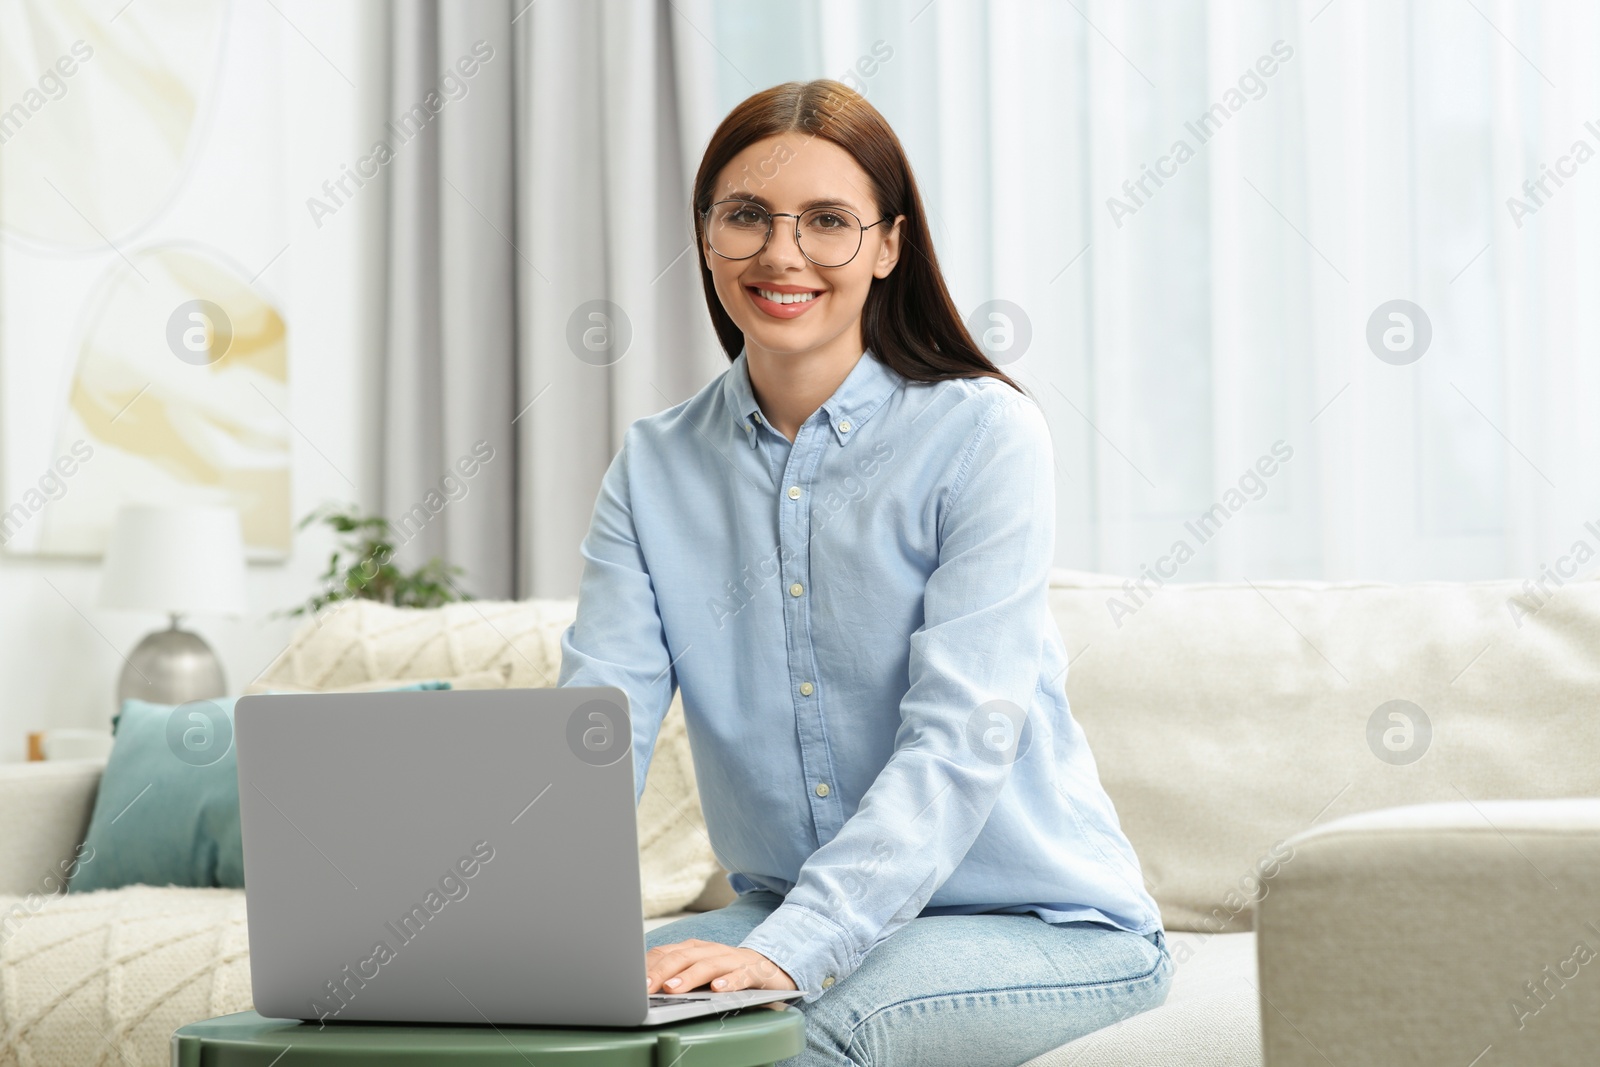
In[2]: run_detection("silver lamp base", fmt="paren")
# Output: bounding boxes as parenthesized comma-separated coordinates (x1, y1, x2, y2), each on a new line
(116, 614, 228, 711)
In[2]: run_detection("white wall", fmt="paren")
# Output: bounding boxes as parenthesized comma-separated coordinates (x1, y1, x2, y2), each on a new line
(0, 2, 387, 761)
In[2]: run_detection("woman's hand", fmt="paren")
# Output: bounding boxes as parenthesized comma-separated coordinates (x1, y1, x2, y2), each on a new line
(647, 938, 798, 996)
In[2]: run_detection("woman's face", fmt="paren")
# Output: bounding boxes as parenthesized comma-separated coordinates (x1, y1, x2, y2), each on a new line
(701, 134, 903, 362)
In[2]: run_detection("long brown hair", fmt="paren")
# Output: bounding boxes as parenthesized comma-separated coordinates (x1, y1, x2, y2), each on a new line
(691, 79, 1023, 395)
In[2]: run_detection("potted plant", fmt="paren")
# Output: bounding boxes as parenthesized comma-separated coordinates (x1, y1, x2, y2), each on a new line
(282, 503, 472, 618)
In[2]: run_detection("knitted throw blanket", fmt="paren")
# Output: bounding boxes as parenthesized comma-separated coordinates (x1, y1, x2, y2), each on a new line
(0, 886, 249, 1067)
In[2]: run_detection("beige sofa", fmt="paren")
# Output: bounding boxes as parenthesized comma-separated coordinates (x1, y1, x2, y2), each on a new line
(2, 570, 1597, 1066)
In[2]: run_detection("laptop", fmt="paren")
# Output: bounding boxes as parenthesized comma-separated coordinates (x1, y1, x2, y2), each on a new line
(234, 685, 804, 1027)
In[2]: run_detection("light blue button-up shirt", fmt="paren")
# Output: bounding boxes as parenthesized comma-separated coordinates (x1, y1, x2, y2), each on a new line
(558, 345, 1162, 1002)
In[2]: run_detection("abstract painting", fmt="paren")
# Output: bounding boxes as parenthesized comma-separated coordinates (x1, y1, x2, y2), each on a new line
(0, 0, 290, 558)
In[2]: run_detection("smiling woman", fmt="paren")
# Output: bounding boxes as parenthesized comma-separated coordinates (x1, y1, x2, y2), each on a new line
(558, 78, 1171, 1067)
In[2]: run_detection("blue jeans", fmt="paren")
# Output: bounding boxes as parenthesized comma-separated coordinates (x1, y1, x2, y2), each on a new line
(646, 890, 1173, 1067)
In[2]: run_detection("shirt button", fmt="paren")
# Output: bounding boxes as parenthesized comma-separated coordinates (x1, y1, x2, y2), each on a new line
(838, 420, 851, 433)
(815, 782, 830, 797)
(787, 485, 801, 499)
(789, 582, 804, 597)
(799, 682, 814, 696)
(822, 976, 836, 988)
(753, 412, 762, 423)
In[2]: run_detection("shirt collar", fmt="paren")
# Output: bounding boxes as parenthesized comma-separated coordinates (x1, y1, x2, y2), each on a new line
(724, 344, 902, 448)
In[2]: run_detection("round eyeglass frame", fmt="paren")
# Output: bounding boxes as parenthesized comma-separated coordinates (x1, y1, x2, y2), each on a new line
(701, 199, 893, 268)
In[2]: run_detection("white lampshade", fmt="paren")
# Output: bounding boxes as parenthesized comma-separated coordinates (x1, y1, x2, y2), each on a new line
(99, 504, 247, 616)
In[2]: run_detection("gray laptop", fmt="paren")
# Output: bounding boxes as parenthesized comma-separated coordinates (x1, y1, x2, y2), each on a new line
(234, 686, 803, 1027)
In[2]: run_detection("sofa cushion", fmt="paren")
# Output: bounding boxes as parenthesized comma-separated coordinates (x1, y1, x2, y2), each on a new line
(248, 598, 719, 918)
(1048, 569, 1600, 933)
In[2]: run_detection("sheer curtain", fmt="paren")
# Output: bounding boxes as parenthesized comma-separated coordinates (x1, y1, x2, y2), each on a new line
(506, 0, 1600, 595)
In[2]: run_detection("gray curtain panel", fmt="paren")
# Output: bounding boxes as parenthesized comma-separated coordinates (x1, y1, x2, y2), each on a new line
(381, 0, 519, 599)
(380, 0, 724, 600)
(512, 0, 725, 598)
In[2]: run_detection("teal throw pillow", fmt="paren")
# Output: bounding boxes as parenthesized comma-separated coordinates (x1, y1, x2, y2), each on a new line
(70, 682, 450, 893)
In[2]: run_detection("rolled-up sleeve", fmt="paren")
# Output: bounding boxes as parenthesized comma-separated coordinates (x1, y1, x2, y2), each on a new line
(558, 426, 677, 807)
(738, 392, 1056, 1001)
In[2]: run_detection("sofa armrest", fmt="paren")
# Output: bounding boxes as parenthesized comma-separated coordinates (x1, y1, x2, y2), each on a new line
(1256, 798, 1600, 1066)
(0, 758, 105, 896)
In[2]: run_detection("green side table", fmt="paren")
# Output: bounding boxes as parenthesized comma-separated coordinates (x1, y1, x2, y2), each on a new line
(171, 1008, 806, 1066)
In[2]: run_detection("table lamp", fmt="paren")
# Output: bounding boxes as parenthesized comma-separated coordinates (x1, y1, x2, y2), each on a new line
(99, 504, 247, 710)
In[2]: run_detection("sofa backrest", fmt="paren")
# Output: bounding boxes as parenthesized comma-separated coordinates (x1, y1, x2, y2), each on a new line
(260, 574, 1600, 936)
(0, 759, 107, 897)
(1048, 569, 1600, 932)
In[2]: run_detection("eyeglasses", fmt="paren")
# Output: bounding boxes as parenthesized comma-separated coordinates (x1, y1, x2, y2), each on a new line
(702, 199, 892, 268)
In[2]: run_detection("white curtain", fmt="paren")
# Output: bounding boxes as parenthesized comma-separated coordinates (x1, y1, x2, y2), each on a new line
(1074, 0, 1599, 583)
(507, 0, 1600, 595)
